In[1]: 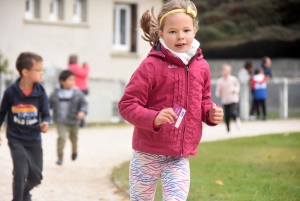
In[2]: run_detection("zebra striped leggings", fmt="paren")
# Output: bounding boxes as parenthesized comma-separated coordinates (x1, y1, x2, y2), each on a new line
(129, 150, 190, 201)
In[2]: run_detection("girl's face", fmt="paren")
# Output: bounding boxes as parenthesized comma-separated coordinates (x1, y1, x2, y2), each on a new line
(159, 12, 196, 53)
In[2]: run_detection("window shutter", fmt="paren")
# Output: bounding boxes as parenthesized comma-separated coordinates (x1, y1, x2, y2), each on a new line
(58, 0, 64, 20)
(130, 4, 137, 52)
(34, 0, 40, 18)
(82, 0, 87, 22)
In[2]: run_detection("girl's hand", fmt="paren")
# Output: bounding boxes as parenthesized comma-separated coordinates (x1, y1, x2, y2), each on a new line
(209, 104, 223, 124)
(77, 111, 85, 120)
(154, 108, 178, 126)
(40, 122, 49, 133)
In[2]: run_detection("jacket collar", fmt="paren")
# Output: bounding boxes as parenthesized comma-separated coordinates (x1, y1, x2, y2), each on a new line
(147, 41, 203, 67)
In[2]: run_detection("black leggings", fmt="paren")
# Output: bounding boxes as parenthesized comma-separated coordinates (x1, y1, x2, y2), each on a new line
(250, 99, 266, 117)
(223, 103, 239, 132)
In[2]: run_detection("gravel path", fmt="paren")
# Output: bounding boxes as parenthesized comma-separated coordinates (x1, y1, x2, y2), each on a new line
(0, 119, 299, 201)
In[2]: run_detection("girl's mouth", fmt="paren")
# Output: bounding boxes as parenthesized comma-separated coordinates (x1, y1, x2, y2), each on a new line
(175, 43, 186, 47)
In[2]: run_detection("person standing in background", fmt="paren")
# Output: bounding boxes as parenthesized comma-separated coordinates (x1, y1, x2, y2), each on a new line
(216, 64, 241, 137)
(238, 61, 253, 120)
(68, 55, 89, 95)
(68, 55, 89, 127)
(261, 56, 272, 79)
(250, 68, 268, 120)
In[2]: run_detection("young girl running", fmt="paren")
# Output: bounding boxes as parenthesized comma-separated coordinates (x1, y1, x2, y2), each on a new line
(118, 0, 223, 200)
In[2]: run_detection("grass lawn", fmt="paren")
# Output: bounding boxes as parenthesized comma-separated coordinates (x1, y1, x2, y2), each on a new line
(112, 133, 300, 201)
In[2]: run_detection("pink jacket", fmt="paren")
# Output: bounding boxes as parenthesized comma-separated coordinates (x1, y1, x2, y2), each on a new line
(68, 64, 89, 90)
(118, 43, 216, 158)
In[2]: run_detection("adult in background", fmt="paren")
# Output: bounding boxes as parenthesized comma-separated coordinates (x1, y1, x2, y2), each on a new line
(216, 64, 241, 138)
(261, 56, 272, 79)
(238, 61, 253, 120)
(68, 55, 89, 127)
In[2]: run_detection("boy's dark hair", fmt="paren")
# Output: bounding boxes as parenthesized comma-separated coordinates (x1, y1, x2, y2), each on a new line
(69, 54, 78, 65)
(254, 68, 263, 75)
(59, 70, 74, 81)
(16, 52, 43, 76)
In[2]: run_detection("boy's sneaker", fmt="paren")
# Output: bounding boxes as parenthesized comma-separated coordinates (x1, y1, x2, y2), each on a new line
(249, 115, 255, 121)
(56, 157, 63, 165)
(235, 118, 242, 129)
(23, 193, 32, 201)
(71, 152, 77, 161)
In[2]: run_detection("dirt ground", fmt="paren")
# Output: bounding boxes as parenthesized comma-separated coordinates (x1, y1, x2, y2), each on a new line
(0, 125, 134, 201)
(0, 119, 299, 201)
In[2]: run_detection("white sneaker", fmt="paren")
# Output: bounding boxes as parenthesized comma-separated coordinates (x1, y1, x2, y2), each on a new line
(225, 131, 231, 139)
(236, 118, 242, 129)
(249, 115, 255, 121)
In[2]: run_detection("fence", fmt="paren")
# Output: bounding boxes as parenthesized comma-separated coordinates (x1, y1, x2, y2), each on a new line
(0, 71, 299, 123)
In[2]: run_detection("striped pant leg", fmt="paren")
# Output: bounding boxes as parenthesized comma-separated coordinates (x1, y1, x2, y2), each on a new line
(161, 157, 190, 201)
(129, 150, 166, 201)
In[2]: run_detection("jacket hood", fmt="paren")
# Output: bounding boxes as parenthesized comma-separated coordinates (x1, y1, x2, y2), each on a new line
(253, 74, 266, 82)
(147, 41, 204, 67)
(12, 78, 46, 97)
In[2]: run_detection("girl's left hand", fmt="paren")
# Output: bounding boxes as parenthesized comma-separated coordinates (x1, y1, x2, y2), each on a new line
(40, 122, 49, 133)
(209, 104, 223, 124)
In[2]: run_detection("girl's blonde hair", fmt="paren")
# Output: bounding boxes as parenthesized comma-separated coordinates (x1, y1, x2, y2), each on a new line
(140, 0, 198, 46)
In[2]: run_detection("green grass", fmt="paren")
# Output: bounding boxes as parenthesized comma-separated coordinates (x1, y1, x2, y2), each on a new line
(112, 133, 300, 201)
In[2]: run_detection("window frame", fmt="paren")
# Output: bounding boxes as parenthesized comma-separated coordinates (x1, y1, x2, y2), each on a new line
(25, 0, 35, 19)
(113, 4, 132, 52)
(49, 0, 59, 21)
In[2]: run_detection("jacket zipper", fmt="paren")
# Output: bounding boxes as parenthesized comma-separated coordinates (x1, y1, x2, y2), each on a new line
(182, 65, 189, 157)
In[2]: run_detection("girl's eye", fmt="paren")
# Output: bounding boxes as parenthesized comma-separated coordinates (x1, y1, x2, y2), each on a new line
(169, 31, 176, 34)
(184, 29, 191, 32)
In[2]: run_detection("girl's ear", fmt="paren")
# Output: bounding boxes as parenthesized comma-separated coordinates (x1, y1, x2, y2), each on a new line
(193, 27, 197, 37)
(158, 30, 163, 39)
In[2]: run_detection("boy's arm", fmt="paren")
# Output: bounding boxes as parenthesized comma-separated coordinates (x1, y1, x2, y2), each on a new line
(79, 92, 88, 114)
(40, 92, 51, 123)
(0, 90, 10, 128)
(201, 65, 217, 126)
(0, 91, 10, 145)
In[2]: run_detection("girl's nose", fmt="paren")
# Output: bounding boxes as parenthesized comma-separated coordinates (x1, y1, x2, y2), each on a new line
(177, 31, 184, 40)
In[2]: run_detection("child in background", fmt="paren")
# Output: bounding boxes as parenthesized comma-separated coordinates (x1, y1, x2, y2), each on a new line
(49, 70, 87, 165)
(0, 52, 50, 201)
(118, 0, 223, 200)
(216, 64, 241, 137)
(250, 68, 267, 120)
(68, 55, 89, 127)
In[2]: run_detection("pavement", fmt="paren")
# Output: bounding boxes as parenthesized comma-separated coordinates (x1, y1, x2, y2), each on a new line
(0, 119, 299, 201)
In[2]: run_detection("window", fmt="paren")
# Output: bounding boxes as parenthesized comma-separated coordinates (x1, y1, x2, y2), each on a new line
(49, 0, 64, 21)
(113, 4, 137, 52)
(73, 0, 87, 23)
(25, 0, 40, 19)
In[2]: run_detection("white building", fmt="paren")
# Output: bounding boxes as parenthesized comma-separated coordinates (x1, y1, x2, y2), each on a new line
(0, 0, 163, 123)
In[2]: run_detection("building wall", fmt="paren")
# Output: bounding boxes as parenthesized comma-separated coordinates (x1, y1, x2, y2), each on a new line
(0, 0, 163, 80)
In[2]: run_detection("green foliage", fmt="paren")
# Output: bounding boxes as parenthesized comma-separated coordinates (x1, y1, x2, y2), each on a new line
(191, 0, 300, 47)
(0, 51, 9, 73)
(112, 133, 300, 200)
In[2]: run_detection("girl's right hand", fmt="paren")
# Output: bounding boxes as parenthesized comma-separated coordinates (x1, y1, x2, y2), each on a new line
(154, 108, 178, 126)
